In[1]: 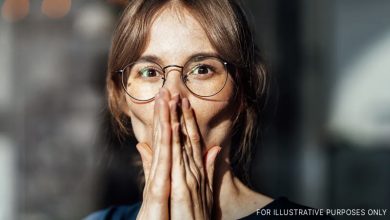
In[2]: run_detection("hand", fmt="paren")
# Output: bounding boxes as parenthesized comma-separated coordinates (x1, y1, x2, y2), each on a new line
(169, 96, 221, 220)
(136, 89, 221, 220)
(136, 89, 172, 220)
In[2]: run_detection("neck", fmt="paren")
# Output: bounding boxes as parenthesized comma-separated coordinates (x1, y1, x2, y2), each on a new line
(212, 142, 272, 220)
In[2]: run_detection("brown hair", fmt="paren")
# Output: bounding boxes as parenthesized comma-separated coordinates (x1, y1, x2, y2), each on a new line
(106, 0, 268, 184)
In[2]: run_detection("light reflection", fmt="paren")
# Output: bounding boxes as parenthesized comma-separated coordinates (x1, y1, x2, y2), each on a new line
(1, 0, 29, 22)
(328, 30, 390, 147)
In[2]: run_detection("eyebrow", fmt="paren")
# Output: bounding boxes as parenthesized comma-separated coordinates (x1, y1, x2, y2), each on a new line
(137, 52, 221, 64)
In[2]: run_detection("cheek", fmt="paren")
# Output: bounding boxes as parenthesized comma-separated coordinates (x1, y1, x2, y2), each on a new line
(126, 99, 155, 145)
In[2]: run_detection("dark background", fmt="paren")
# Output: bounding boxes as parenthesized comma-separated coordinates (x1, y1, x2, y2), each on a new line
(0, 0, 389, 219)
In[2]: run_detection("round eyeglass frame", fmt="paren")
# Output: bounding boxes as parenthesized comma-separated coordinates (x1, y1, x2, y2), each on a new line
(116, 56, 230, 101)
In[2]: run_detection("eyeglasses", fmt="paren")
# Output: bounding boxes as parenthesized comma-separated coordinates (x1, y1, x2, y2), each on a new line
(116, 56, 230, 101)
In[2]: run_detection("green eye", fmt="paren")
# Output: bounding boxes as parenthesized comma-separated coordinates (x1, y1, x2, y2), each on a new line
(139, 68, 159, 77)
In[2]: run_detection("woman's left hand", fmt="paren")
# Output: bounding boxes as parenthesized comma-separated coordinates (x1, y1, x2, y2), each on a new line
(169, 96, 221, 220)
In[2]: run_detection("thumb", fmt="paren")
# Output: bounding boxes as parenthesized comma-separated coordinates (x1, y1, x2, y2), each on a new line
(204, 146, 222, 190)
(136, 143, 153, 184)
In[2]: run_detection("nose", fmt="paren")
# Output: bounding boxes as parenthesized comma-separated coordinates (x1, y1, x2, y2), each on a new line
(162, 66, 188, 97)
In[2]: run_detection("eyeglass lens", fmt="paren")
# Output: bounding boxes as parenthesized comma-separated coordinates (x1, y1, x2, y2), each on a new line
(122, 57, 228, 101)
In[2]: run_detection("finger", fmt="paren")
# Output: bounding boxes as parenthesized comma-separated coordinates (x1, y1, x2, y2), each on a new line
(181, 98, 203, 193)
(170, 129, 194, 219)
(152, 92, 160, 142)
(170, 95, 185, 181)
(204, 146, 222, 190)
(152, 88, 170, 149)
(151, 94, 172, 188)
(150, 92, 161, 177)
(136, 143, 153, 184)
(159, 87, 171, 103)
(182, 98, 203, 170)
(169, 98, 195, 220)
(150, 89, 170, 178)
(182, 144, 195, 192)
(182, 146, 203, 220)
(149, 95, 162, 179)
(153, 88, 170, 137)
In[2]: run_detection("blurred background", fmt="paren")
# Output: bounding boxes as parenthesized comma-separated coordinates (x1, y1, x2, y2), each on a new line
(0, 0, 389, 219)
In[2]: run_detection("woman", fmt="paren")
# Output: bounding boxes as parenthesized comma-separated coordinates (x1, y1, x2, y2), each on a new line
(87, 0, 332, 219)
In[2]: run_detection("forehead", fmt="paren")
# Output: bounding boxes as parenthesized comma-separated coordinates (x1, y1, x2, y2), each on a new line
(141, 6, 216, 64)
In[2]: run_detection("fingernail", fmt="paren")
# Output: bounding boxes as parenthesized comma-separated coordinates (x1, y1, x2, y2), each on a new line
(155, 93, 160, 99)
(182, 98, 190, 109)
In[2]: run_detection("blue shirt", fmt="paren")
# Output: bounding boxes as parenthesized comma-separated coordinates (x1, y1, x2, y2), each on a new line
(84, 197, 333, 219)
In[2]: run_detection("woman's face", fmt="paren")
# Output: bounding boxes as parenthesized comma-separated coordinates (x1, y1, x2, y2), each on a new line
(125, 7, 236, 152)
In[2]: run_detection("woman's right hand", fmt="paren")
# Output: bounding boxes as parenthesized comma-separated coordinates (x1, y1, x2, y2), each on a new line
(136, 89, 172, 220)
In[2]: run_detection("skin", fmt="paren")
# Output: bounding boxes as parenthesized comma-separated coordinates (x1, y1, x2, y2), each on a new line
(123, 6, 273, 220)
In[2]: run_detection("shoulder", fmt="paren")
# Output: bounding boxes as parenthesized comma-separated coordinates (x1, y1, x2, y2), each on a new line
(83, 202, 141, 220)
(240, 197, 334, 220)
